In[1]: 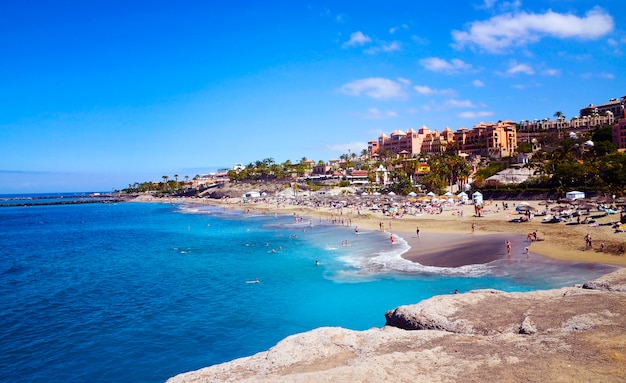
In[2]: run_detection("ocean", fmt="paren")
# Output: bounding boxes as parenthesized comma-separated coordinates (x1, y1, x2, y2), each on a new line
(0, 197, 617, 383)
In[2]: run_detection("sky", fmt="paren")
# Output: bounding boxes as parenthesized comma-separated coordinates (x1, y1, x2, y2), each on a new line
(1, 0, 624, 193)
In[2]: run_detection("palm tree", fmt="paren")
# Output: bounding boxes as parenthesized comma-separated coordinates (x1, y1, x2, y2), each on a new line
(553, 111, 566, 139)
(162, 175, 169, 191)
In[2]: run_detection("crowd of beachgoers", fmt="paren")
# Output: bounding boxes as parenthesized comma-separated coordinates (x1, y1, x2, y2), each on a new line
(133, 188, 626, 267)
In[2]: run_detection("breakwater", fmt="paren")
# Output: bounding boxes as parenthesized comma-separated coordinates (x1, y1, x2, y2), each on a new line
(0, 194, 127, 207)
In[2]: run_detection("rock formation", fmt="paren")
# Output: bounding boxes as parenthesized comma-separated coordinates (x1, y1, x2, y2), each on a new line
(167, 268, 626, 383)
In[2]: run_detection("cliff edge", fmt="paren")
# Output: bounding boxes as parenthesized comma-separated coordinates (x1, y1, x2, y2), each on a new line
(167, 268, 626, 383)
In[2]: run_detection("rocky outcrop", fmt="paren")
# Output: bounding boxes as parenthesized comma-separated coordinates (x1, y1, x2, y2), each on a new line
(167, 269, 626, 383)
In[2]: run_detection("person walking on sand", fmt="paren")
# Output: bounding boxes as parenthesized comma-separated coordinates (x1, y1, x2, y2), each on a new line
(416, 226, 420, 238)
(471, 223, 475, 234)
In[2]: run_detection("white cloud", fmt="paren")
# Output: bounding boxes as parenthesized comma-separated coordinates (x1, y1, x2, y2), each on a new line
(459, 111, 495, 119)
(338, 78, 407, 99)
(473, 79, 485, 87)
(507, 63, 534, 75)
(452, 7, 614, 53)
(382, 41, 401, 52)
(445, 99, 477, 108)
(359, 108, 398, 119)
(414, 85, 456, 96)
(581, 72, 615, 80)
(479, 0, 521, 12)
(542, 68, 560, 76)
(420, 57, 472, 73)
(397, 77, 412, 85)
(343, 31, 372, 48)
(389, 24, 408, 34)
(364, 41, 402, 55)
(411, 35, 429, 45)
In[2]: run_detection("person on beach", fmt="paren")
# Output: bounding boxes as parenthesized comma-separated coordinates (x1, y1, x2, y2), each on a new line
(471, 223, 475, 234)
(506, 240, 512, 256)
(416, 226, 420, 238)
(355, 226, 359, 234)
(585, 233, 593, 249)
(390, 234, 395, 245)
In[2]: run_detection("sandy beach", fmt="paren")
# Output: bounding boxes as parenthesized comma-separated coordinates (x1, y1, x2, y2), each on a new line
(137, 194, 626, 268)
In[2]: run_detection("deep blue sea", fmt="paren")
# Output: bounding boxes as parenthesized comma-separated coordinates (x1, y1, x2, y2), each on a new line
(0, 197, 618, 382)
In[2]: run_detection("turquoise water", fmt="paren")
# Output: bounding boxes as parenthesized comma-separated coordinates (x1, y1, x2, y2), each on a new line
(0, 200, 617, 382)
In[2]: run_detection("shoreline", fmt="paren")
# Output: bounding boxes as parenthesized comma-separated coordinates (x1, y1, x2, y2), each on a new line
(133, 194, 626, 268)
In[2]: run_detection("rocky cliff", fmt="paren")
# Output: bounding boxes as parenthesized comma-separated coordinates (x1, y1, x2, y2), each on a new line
(167, 268, 626, 383)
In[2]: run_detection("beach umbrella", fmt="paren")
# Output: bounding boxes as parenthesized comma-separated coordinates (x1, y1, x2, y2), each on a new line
(427, 191, 436, 197)
(444, 192, 453, 197)
(550, 205, 568, 212)
(408, 192, 417, 197)
(388, 191, 396, 196)
(577, 203, 595, 210)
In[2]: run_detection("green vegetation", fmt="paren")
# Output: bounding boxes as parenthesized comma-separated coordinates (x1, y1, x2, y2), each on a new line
(121, 123, 626, 197)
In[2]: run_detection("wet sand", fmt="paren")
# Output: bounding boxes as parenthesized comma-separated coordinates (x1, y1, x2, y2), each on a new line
(399, 232, 528, 267)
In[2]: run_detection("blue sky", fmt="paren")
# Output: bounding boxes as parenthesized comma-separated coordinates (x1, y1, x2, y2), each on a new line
(1, 0, 624, 193)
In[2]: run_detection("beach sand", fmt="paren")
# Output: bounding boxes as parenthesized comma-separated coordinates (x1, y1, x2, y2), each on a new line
(142, 195, 626, 268)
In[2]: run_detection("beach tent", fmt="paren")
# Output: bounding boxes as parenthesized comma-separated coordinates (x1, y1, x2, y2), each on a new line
(458, 191, 468, 200)
(566, 191, 585, 200)
(243, 191, 261, 199)
(472, 191, 483, 205)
